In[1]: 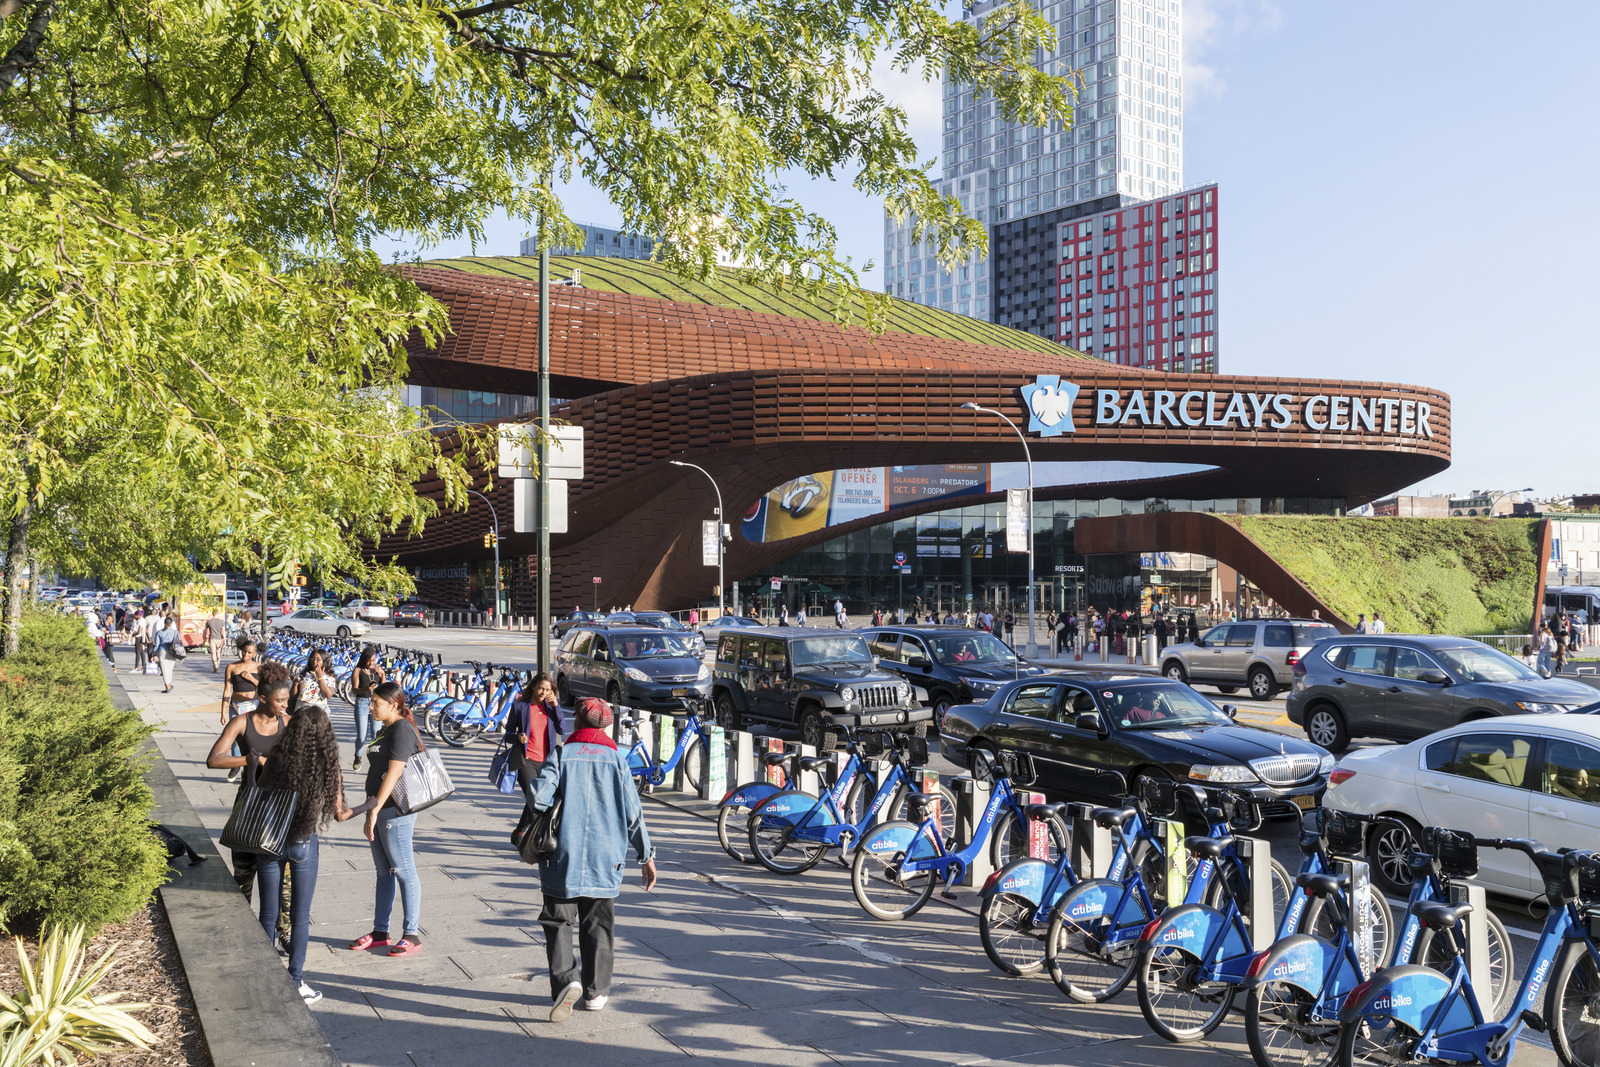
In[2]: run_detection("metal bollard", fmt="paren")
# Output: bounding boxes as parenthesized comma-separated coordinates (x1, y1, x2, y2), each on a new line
(1069, 802, 1110, 877)
(1450, 880, 1490, 995)
(1235, 835, 1275, 951)
(729, 730, 757, 789)
(953, 775, 994, 888)
(795, 743, 819, 795)
(699, 725, 728, 801)
(1099, 638, 1109, 663)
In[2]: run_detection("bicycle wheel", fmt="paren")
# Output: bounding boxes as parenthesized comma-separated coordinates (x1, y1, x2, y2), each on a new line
(716, 801, 759, 864)
(423, 703, 446, 739)
(747, 804, 828, 875)
(1549, 941, 1600, 1067)
(440, 715, 484, 747)
(1246, 979, 1338, 1067)
(890, 783, 960, 848)
(1307, 889, 1394, 975)
(1418, 908, 1514, 1019)
(1334, 1012, 1420, 1067)
(990, 808, 1070, 870)
(1137, 938, 1236, 1042)
(1044, 907, 1140, 1002)
(680, 735, 710, 795)
(850, 823, 937, 920)
(978, 892, 1046, 976)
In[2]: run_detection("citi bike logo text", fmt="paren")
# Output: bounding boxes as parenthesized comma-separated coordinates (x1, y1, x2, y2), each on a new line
(1529, 959, 1551, 999)
(1271, 958, 1308, 979)
(868, 837, 898, 852)
(1069, 901, 1104, 918)
(1163, 924, 1197, 943)
(1372, 993, 1413, 1011)
(1000, 876, 1025, 892)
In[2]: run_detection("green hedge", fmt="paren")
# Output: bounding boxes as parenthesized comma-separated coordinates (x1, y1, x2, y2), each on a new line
(1234, 516, 1540, 635)
(0, 612, 167, 934)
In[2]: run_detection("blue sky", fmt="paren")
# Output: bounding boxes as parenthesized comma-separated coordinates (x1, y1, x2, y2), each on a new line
(400, 0, 1599, 501)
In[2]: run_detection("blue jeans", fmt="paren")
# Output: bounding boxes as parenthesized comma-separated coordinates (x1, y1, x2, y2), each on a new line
(353, 698, 375, 753)
(257, 836, 319, 987)
(370, 810, 421, 936)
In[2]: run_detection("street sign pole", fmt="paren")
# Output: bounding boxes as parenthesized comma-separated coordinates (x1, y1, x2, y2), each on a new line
(536, 232, 552, 672)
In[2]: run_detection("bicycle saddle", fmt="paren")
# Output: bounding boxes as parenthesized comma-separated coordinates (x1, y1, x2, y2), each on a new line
(762, 752, 790, 767)
(619, 717, 638, 729)
(797, 756, 831, 772)
(1186, 835, 1234, 859)
(1410, 900, 1473, 931)
(1026, 803, 1057, 822)
(905, 792, 940, 820)
(1295, 871, 1348, 898)
(1092, 805, 1139, 829)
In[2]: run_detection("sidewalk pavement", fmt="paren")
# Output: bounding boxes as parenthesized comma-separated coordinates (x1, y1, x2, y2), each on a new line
(114, 644, 1552, 1067)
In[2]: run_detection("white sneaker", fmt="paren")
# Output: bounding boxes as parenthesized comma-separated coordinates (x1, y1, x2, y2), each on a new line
(549, 981, 582, 1023)
(578, 995, 608, 1011)
(298, 983, 322, 1005)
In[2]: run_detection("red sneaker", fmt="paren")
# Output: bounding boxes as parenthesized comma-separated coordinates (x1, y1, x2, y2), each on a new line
(347, 932, 390, 951)
(387, 936, 422, 957)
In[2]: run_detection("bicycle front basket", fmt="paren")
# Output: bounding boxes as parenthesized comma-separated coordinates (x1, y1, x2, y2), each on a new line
(903, 735, 930, 768)
(859, 733, 886, 759)
(1426, 827, 1479, 879)
(1137, 775, 1179, 818)
(1323, 809, 1367, 857)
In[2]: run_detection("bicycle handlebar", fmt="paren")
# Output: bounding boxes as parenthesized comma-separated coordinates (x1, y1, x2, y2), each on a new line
(1473, 836, 1549, 863)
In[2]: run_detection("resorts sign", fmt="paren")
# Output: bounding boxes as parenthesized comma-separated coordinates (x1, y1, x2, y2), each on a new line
(1020, 375, 1436, 440)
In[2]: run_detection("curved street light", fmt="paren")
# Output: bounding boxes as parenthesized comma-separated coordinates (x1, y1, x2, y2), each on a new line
(959, 402, 1036, 658)
(466, 488, 500, 626)
(669, 460, 725, 619)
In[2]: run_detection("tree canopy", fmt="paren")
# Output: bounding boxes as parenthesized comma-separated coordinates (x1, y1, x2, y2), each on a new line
(0, 0, 1072, 651)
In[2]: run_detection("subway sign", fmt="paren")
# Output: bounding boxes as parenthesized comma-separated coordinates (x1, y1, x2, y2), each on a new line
(1022, 375, 1436, 440)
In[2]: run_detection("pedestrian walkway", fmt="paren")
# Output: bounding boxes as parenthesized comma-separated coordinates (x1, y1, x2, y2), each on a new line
(115, 645, 1553, 1067)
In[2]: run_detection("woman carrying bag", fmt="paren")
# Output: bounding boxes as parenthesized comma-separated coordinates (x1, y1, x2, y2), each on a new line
(206, 661, 294, 899)
(348, 681, 426, 957)
(507, 673, 563, 844)
(154, 613, 184, 693)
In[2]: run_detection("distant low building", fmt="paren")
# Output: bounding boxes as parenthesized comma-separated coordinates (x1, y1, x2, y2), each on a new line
(521, 222, 655, 260)
(1370, 495, 1450, 518)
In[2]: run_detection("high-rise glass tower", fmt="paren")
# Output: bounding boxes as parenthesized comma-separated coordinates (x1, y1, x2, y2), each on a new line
(884, 0, 1186, 328)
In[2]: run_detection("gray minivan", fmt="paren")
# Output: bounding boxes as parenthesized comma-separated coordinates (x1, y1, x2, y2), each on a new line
(1286, 634, 1600, 752)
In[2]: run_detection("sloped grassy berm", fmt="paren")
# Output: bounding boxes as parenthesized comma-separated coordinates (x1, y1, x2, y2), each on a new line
(0, 612, 167, 934)
(1234, 516, 1541, 635)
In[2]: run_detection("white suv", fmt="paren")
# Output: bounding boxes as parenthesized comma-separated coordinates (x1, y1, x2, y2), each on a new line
(340, 599, 392, 624)
(1160, 617, 1340, 700)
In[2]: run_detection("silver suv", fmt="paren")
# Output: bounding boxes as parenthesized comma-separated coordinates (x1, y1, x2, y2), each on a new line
(1159, 618, 1340, 700)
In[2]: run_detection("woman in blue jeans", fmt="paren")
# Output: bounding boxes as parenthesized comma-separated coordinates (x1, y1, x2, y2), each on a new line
(349, 648, 384, 771)
(254, 704, 359, 1004)
(348, 681, 425, 957)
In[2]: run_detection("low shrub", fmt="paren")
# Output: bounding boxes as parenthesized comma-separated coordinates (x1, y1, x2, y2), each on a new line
(0, 613, 167, 935)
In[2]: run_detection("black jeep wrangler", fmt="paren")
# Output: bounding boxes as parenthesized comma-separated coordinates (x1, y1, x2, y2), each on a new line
(710, 627, 932, 749)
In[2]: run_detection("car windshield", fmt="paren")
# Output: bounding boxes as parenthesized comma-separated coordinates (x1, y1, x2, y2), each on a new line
(637, 613, 688, 631)
(929, 633, 1018, 666)
(613, 633, 690, 658)
(1434, 644, 1540, 683)
(1102, 684, 1233, 730)
(791, 635, 874, 667)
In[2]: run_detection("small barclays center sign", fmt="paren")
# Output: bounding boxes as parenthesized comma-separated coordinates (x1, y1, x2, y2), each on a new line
(1018, 375, 1436, 440)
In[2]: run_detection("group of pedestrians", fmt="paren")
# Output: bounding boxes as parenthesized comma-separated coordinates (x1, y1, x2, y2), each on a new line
(83, 604, 187, 692)
(194, 635, 653, 1019)
(1533, 612, 1587, 675)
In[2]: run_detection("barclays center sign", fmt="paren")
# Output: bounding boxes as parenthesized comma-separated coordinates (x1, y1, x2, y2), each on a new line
(1021, 375, 1437, 441)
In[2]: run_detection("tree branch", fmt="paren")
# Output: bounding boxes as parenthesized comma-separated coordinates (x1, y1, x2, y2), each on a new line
(0, 0, 56, 94)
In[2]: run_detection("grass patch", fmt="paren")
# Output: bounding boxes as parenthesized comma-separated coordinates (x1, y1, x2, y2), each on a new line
(1233, 516, 1540, 635)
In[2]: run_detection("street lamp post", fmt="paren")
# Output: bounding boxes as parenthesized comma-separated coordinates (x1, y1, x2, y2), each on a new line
(669, 460, 725, 618)
(467, 489, 500, 628)
(1485, 487, 1534, 517)
(959, 402, 1036, 658)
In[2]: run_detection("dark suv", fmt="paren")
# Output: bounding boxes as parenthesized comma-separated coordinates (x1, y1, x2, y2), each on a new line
(1286, 633, 1600, 752)
(555, 625, 712, 710)
(861, 626, 1047, 727)
(710, 627, 932, 749)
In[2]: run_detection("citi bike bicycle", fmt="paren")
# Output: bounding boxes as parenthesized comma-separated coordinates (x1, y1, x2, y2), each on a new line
(619, 699, 725, 796)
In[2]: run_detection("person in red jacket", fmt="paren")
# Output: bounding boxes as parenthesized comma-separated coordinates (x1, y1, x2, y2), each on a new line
(510, 673, 565, 840)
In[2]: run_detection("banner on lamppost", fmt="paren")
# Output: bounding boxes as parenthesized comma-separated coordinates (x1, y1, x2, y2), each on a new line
(702, 520, 720, 567)
(1006, 489, 1029, 553)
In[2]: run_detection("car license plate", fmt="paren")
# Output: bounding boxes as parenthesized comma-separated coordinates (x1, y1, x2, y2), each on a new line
(1291, 794, 1316, 811)
(672, 688, 692, 697)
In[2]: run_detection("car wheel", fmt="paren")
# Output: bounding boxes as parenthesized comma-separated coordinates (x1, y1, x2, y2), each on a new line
(557, 676, 573, 706)
(1247, 666, 1276, 701)
(337, 625, 351, 638)
(1216, 685, 1239, 695)
(798, 707, 838, 751)
(714, 691, 741, 731)
(1162, 661, 1188, 685)
(932, 695, 953, 730)
(606, 683, 622, 709)
(1305, 703, 1350, 753)
(969, 742, 1000, 784)
(1368, 816, 1422, 897)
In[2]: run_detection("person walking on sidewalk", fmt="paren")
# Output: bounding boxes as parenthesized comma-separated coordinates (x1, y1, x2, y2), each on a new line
(205, 607, 227, 673)
(153, 612, 183, 693)
(220, 638, 263, 783)
(509, 673, 565, 844)
(350, 648, 384, 771)
(207, 660, 293, 899)
(529, 697, 657, 1022)
(254, 704, 362, 1005)
(131, 609, 149, 672)
(348, 681, 426, 958)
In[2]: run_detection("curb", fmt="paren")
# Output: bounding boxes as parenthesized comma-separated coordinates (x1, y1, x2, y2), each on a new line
(106, 664, 341, 1067)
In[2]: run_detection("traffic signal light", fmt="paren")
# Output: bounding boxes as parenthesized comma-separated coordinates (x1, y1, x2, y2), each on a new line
(483, 530, 499, 548)
(291, 561, 307, 586)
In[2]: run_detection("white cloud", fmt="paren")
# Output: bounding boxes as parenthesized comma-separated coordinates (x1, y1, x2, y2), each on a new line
(1183, 0, 1282, 98)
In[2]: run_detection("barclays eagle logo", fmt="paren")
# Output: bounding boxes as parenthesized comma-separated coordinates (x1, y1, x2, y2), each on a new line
(1021, 376, 1080, 437)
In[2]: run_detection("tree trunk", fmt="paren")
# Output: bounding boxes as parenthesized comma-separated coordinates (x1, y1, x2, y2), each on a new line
(3, 495, 31, 657)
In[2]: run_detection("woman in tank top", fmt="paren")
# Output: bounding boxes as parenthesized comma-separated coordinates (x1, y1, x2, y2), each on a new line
(220, 638, 262, 783)
(208, 660, 294, 899)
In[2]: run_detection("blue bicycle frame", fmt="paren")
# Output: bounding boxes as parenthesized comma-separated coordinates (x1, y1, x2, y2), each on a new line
(747, 749, 916, 853)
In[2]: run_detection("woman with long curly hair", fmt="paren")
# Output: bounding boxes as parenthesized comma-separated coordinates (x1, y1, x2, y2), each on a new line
(255, 703, 361, 1004)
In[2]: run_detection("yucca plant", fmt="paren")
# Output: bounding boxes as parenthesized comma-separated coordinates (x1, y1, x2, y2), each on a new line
(0, 925, 156, 1067)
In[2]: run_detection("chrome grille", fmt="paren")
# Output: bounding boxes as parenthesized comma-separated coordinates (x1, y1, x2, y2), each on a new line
(857, 685, 901, 710)
(660, 674, 699, 684)
(1249, 754, 1321, 785)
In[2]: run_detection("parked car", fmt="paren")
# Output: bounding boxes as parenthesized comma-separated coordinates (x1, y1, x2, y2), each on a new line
(1325, 714, 1600, 898)
(1159, 617, 1340, 700)
(224, 590, 248, 610)
(628, 611, 707, 657)
(710, 627, 931, 748)
(276, 608, 369, 639)
(339, 599, 391, 624)
(860, 625, 1047, 727)
(939, 673, 1332, 817)
(555, 625, 712, 712)
(554, 610, 604, 637)
(1286, 634, 1600, 753)
(700, 615, 762, 636)
(392, 602, 433, 628)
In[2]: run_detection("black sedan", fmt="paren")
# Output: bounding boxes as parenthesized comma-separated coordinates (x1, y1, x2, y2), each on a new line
(554, 610, 605, 637)
(940, 672, 1333, 817)
(392, 602, 433, 628)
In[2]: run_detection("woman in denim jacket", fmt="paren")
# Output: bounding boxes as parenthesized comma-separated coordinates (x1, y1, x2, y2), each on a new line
(528, 697, 657, 1022)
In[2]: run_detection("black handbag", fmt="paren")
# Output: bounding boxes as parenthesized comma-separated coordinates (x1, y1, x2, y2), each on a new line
(218, 763, 298, 857)
(517, 797, 562, 864)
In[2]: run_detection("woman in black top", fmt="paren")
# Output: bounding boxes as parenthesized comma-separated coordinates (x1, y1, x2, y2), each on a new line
(350, 648, 384, 771)
(348, 680, 425, 956)
(207, 660, 293, 899)
(220, 639, 262, 783)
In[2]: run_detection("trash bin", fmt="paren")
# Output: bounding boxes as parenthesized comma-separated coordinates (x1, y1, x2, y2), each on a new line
(1142, 634, 1157, 665)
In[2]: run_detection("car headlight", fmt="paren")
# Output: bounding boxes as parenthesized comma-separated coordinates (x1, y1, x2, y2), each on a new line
(1517, 701, 1580, 714)
(697, 664, 711, 681)
(969, 679, 999, 693)
(1189, 764, 1259, 784)
(623, 666, 651, 683)
(897, 682, 910, 698)
(1318, 754, 1336, 775)
(840, 686, 854, 703)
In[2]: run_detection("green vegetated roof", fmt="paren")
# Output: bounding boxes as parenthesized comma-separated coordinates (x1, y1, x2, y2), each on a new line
(423, 255, 1084, 357)
(1234, 516, 1541, 635)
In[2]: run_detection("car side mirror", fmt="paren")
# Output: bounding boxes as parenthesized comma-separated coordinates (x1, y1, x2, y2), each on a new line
(1075, 712, 1106, 734)
(1418, 670, 1450, 686)
(1222, 704, 1238, 719)
(908, 656, 931, 672)
(594, 650, 608, 662)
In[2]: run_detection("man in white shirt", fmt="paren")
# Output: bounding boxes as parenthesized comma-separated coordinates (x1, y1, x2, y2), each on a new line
(1370, 611, 1386, 635)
